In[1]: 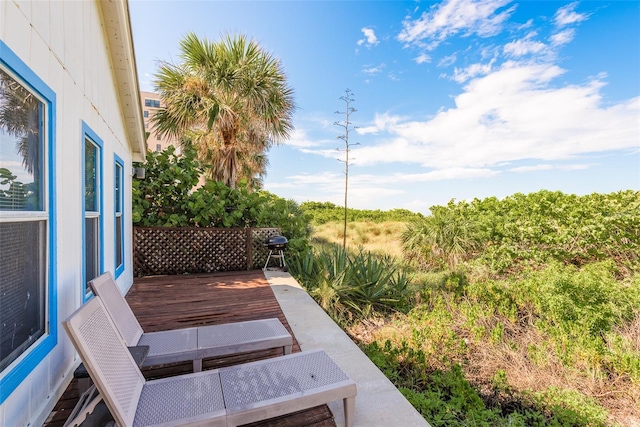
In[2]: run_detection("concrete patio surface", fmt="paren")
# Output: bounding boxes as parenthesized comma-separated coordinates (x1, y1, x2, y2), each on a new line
(265, 270, 430, 427)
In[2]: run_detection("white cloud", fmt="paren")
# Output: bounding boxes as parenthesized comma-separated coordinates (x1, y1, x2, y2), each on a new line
(398, 0, 515, 48)
(358, 27, 379, 47)
(357, 113, 405, 135)
(390, 168, 499, 181)
(518, 19, 534, 31)
(415, 53, 431, 64)
(555, 2, 588, 27)
(283, 128, 328, 148)
(438, 53, 457, 67)
(362, 63, 385, 75)
(503, 38, 547, 57)
(451, 60, 495, 83)
(509, 163, 592, 173)
(322, 62, 640, 172)
(388, 73, 400, 81)
(549, 29, 575, 46)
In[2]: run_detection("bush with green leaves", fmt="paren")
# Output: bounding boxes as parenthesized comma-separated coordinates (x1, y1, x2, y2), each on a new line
(513, 261, 640, 380)
(403, 190, 640, 277)
(132, 146, 312, 258)
(301, 201, 423, 225)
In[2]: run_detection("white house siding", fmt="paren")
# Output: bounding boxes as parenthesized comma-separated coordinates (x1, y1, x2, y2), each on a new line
(0, 1, 143, 425)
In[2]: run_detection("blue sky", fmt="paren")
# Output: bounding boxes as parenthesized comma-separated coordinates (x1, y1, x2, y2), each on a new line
(130, 0, 640, 214)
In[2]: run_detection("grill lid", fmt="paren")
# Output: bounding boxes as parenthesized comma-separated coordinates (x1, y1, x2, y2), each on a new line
(267, 235, 288, 249)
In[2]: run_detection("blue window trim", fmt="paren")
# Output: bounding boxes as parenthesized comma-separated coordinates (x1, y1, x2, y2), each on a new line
(0, 40, 57, 404)
(114, 154, 125, 278)
(81, 122, 104, 301)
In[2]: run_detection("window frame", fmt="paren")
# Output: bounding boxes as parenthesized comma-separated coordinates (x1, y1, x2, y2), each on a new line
(0, 40, 57, 404)
(114, 154, 125, 278)
(81, 122, 104, 301)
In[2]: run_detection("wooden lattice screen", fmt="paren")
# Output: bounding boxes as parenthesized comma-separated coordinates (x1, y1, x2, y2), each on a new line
(133, 227, 281, 277)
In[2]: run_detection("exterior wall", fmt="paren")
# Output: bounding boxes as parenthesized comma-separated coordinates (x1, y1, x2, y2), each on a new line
(0, 1, 140, 425)
(140, 90, 181, 154)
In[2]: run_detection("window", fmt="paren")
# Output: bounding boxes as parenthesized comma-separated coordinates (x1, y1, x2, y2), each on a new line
(156, 144, 161, 152)
(82, 123, 103, 300)
(143, 110, 149, 118)
(114, 156, 124, 277)
(0, 40, 57, 404)
(156, 134, 161, 140)
(144, 98, 160, 108)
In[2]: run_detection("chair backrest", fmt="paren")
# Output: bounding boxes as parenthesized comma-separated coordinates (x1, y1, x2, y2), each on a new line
(63, 296, 145, 427)
(89, 272, 144, 346)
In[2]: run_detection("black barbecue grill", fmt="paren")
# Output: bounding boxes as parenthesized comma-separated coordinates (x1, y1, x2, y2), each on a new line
(264, 235, 288, 271)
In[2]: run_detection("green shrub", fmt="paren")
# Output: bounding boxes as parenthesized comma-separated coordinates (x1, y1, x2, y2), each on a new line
(288, 246, 411, 321)
(132, 146, 313, 259)
(363, 340, 612, 427)
(513, 262, 640, 379)
(300, 201, 423, 224)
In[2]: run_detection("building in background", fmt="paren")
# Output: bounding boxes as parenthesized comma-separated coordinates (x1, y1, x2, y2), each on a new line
(140, 91, 181, 153)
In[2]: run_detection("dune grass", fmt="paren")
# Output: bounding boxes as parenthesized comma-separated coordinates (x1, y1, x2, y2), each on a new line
(311, 220, 407, 259)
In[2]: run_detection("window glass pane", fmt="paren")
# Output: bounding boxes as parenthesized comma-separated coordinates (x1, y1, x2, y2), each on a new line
(0, 69, 43, 211)
(84, 139, 97, 211)
(115, 215, 123, 267)
(115, 163, 121, 213)
(85, 217, 98, 283)
(0, 221, 46, 371)
(115, 161, 123, 270)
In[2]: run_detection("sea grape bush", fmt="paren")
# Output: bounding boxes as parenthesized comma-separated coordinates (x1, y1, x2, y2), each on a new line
(301, 201, 423, 224)
(404, 190, 640, 277)
(132, 146, 312, 257)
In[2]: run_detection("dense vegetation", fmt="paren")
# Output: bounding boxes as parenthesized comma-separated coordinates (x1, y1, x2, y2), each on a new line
(290, 190, 640, 426)
(132, 146, 312, 256)
(301, 201, 423, 224)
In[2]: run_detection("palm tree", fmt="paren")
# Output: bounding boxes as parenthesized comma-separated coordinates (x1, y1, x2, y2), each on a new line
(0, 70, 42, 210)
(152, 32, 295, 189)
(0, 69, 41, 177)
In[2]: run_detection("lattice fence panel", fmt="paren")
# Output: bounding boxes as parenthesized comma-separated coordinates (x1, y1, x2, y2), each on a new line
(133, 227, 281, 277)
(250, 228, 282, 269)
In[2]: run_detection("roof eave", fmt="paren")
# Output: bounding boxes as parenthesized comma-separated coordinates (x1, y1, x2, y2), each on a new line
(98, 0, 147, 163)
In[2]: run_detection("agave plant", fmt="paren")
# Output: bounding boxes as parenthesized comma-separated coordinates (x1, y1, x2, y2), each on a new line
(289, 246, 411, 322)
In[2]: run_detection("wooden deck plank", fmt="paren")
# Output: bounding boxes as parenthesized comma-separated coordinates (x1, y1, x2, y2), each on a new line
(43, 270, 335, 427)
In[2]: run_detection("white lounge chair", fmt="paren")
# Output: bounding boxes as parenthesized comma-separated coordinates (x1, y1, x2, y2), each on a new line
(65, 272, 294, 426)
(89, 272, 293, 372)
(63, 296, 357, 427)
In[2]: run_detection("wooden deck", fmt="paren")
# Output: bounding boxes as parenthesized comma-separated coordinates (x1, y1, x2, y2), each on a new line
(44, 270, 336, 427)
